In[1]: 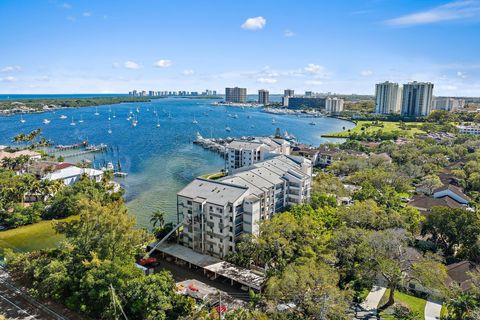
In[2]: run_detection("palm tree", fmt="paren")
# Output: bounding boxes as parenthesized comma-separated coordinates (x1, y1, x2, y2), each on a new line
(150, 209, 166, 229)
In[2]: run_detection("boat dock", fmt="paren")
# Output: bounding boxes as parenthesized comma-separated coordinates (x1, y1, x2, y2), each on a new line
(193, 133, 227, 156)
(48, 143, 108, 158)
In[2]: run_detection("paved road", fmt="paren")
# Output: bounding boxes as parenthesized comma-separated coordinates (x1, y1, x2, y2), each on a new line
(360, 285, 387, 312)
(0, 270, 81, 320)
(425, 299, 442, 320)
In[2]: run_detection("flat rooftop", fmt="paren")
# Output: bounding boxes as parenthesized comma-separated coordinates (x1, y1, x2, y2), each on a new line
(177, 178, 248, 206)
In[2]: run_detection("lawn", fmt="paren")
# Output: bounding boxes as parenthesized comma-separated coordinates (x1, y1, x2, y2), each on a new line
(323, 120, 425, 138)
(378, 289, 427, 320)
(0, 216, 78, 255)
(200, 172, 226, 180)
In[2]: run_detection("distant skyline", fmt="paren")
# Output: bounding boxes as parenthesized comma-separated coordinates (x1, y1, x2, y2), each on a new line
(1, 0, 480, 96)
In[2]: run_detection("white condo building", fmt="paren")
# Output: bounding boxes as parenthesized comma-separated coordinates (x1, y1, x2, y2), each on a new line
(176, 155, 312, 258)
(325, 97, 344, 113)
(375, 81, 402, 114)
(226, 137, 291, 173)
(401, 81, 434, 117)
(433, 97, 465, 112)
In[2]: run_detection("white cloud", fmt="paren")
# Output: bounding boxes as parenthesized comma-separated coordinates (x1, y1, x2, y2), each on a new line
(66, 15, 76, 22)
(284, 29, 295, 37)
(83, 12, 92, 17)
(457, 71, 467, 78)
(386, 0, 480, 27)
(1, 66, 20, 73)
(360, 70, 373, 77)
(257, 77, 277, 84)
(153, 59, 172, 68)
(0, 76, 17, 82)
(182, 69, 195, 75)
(241, 16, 266, 30)
(61, 2, 72, 9)
(124, 61, 142, 69)
(439, 84, 458, 90)
(304, 63, 325, 74)
(35, 76, 50, 82)
(305, 80, 323, 86)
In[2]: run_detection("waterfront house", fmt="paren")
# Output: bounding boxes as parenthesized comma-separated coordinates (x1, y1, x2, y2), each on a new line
(0, 149, 41, 162)
(44, 164, 103, 186)
(176, 155, 312, 259)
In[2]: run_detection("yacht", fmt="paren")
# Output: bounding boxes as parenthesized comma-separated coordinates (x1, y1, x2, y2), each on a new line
(309, 121, 316, 126)
(225, 126, 231, 132)
(94, 107, 100, 116)
(20, 115, 26, 123)
(233, 114, 239, 119)
(272, 118, 276, 124)
(60, 114, 67, 120)
(136, 107, 140, 113)
(42, 119, 51, 124)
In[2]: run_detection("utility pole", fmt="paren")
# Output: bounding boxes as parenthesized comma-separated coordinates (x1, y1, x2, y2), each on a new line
(218, 291, 222, 320)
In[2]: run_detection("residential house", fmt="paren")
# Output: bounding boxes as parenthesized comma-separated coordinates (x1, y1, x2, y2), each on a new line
(44, 164, 104, 186)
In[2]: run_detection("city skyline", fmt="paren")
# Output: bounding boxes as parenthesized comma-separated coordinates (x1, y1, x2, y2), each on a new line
(1, 0, 480, 96)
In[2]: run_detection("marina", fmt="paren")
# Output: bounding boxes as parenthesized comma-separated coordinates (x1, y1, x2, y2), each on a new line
(0, 98, 353, 229)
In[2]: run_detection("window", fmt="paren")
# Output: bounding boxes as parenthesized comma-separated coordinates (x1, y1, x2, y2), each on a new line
(187, 200, 192, 205)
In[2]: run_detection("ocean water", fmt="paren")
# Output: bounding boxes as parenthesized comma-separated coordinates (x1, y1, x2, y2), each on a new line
(0, 98, 353, 228)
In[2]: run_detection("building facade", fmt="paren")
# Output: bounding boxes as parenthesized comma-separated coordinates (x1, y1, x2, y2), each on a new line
(226, 137, 291, 173)
(283, 89, 295, 107)
(433, 97, 465, 112)
(375, 81, 402, 114)
(225, 87, 247, 103)
(258, 89, 269, 105)
(287, 97, 327, 110)
(401, 81, 434, 117)
(177, 155, 312, 258)
(325, 97, 344, 113)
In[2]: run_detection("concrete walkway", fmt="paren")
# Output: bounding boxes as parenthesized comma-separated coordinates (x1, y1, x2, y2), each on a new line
(360, 285, 387, 312)
(425, 299, 442, 320)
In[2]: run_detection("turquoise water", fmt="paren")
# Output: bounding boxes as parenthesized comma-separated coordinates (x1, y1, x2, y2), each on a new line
(0, 98, 353, 227)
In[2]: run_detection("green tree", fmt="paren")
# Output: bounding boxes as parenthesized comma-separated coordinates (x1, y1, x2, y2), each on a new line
(265, 259, 351, 319)
(421, 206, 480, 260)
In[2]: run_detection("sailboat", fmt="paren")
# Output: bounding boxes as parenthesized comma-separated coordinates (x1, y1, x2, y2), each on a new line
(192, 115, 198, 124)
(20, 114, 26, 123)
(156, 116, 160, 128)
(94, 107, 100, 116)
(108, 124, 112, 134)
(272, 118, 276, 124)
(70, 117, 76, 126)
(153, 107, 157, 115)
(112, 111, 116, 119)
(168, 112, 172, 119)
(136, 106, 140, 113)
(78, 115, 84, 123)
(132, 115, 138, 127)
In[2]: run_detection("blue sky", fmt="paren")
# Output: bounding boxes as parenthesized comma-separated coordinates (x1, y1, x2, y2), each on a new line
(1, 0, 480, 96)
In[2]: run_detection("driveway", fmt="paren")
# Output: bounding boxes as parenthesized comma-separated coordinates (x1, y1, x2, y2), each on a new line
(425, 299, 442, 320)
(360, 285, 387, 312)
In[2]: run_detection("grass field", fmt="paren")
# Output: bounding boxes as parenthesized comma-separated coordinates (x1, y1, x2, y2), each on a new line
(200, 172, 225, 180)
(323, 120, 425, 138)
(0, 216, 78, 255)
(379, 289, 427, 320)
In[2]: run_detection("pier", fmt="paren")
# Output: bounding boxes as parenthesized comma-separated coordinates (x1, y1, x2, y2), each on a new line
(48, 143, 108, 159)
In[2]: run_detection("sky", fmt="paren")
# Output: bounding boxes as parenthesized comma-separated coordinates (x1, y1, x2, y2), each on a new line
(1, 0, 480, 96)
